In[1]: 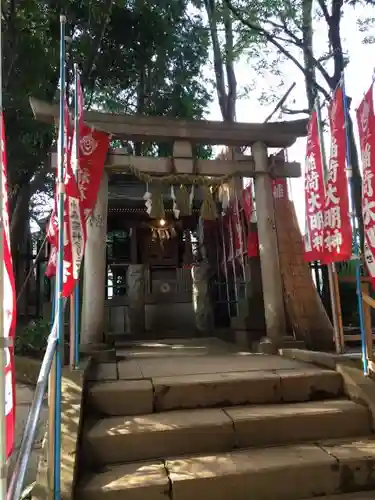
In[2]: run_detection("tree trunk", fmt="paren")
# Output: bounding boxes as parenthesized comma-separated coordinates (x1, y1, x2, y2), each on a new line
(302, 0, 315, 108)
(10, 183, 31, 296)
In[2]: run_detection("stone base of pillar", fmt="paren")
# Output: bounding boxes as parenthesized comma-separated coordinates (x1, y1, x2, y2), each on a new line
(254, 337, 279, 355)
(80, 343, 116, 362)
(127, 264, 146, 334)
(191, 262, 213, 332)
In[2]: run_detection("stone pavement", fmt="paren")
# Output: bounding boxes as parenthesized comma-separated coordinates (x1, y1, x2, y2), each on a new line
(90, 337, 317, 382)
(7, 383, 48, 492)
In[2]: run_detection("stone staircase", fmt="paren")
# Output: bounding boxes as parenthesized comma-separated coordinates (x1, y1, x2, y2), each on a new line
(75, 353, 375, 500)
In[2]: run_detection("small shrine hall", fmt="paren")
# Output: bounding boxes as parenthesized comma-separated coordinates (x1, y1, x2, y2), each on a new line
(30, 97, 334, 352)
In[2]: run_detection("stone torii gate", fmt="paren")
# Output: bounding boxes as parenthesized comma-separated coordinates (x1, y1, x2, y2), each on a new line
(30, 97, 308, 352)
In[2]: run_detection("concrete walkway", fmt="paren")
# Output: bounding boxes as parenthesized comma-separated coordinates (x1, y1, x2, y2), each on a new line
(7, 383, 47, 492)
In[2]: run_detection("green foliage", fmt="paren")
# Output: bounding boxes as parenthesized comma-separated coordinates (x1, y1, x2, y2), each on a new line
(4, 0, 212, 256)
(15, 319, 50, 357)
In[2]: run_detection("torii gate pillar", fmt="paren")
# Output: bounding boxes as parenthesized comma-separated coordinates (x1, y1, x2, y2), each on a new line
(251, 142, 286, 351)
(81, 171, 109, 345)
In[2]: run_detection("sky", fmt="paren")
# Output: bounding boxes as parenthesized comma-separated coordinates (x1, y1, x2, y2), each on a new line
(205, 3, 375, 230)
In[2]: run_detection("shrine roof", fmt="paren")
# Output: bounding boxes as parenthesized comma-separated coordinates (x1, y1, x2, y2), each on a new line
(30, 97, 308, 149)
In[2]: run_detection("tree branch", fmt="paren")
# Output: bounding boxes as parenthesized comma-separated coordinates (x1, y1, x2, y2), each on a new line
(266, 9, 333, 89)
(82, 0, 114, 90)
(223, 3, 236, 121)
(264, 81, 296, 122)
(224, 0, 330, 102)
(282, 107, 310, 115)
(204, 0, 228, 119)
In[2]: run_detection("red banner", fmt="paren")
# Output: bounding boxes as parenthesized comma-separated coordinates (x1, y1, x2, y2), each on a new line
(323, 85, 352, 263)
(45, 80, 110, 286)
(45, 99, 72, 277)
(240, 178, 288, 258)
(242, 185, 253, 220)
(62, 160, 87, 297)
(77, 125, 110, 219)
(1, 114, 16, 459)
(357, 83, 375, 284)
(241, 182, 259, 257)
(304, 110, 326, 262)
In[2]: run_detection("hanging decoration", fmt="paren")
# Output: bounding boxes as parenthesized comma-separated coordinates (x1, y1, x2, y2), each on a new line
(218, 183, 230, 211)
(356, 82, 375, 284)
(143, 184, 152, 216)
(144, 183, 165, 220)
(200, 185, 217, 220)
(303, 109, 326, 262)
(147, 221, 177, 241)
(322, 85, 352, 263)
(171, 184, 193, 218)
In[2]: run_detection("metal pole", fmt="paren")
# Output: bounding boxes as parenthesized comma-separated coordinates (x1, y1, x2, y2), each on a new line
(71, 63, 80, 370)
(315, 97, 345, 354)
(341, 75, 368, 375)
(0, 1, 6, 497)
(53, 14, 67, 500)
(6, 318, 59, 500)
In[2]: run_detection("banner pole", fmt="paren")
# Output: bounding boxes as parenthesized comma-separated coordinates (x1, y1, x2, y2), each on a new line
(0, 0, 6, 495)
(53, 14, 67, 500)
(315, 97, 345, 354)
(341, 75, 368, 375)
(70, 63, 80, 370)
(48, 281, 56, 492)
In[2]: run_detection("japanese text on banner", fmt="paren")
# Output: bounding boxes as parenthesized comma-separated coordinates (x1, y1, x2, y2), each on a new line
(356, 83, 375, 284)
(75, 77, 110, 220)
(303, 110, 326, 262)
(323, 86, 352, 263)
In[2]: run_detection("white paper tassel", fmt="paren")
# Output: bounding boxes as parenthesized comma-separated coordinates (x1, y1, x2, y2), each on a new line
(189, 185, 194, 209)
(218, 184, 230, 211)
(143, 183, 152, 215)
(171, 185, 180, 219)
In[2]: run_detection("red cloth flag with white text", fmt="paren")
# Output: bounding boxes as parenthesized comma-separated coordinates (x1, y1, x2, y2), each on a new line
(242, 184, 253, 221)
(74, 77, 110, 219)
(1, 114, 16, 459)
(45, 79, 110, 287)
(272, 179, 288, 200)
(61, 87, 87, 297)
(356, 83, 375, 285)
(45, 96, 87, 298)
(322, 85, 352, 263)
(303, 110, 326, 262)
(240, 178, 288, 259)
(45, 99, 72, 278)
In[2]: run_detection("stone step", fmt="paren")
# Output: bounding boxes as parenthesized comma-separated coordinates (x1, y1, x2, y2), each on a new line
(313, 494, 375, 499)
(83, 399, 369, 466)
(77, 438, 375, 500)
(87, 368, 343, 416)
